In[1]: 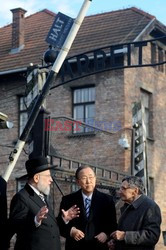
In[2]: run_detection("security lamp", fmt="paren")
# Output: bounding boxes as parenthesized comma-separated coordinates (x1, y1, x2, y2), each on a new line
(0, 121, 13, 129)
(118, 137, 130, 150)
(0, 112, 13, 129)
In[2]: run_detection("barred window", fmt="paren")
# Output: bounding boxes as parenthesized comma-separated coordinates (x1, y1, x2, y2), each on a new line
(73, 87, 95, 133)
(141, 90, 153, 138)
(19, 96, 28, 135)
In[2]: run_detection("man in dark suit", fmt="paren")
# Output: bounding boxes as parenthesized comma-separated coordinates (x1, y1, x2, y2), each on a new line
(0, 176, 9, 250)
(108, 176, 161, 250)
(57, 165, 117, 250)
(9, 156, 79, 250)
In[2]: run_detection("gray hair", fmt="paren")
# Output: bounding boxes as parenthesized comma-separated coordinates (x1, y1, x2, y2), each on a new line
(122, 176, 145, 194)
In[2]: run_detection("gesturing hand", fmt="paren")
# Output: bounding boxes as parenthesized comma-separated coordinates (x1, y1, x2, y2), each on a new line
(62, 205, 80, 222)
(36, 206, 48, 224)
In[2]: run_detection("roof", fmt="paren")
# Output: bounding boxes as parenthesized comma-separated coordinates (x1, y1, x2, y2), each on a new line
(0, 7, 165, 73)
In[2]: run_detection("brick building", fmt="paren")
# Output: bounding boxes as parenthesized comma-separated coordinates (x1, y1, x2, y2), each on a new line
(0, 7, 166, 249)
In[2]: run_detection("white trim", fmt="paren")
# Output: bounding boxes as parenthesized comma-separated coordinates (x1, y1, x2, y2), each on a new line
(134, 18, 156, 42)
(0, 67, 27, 75)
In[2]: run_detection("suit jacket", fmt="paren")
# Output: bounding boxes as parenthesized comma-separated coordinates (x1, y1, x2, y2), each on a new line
(57, 188, 117, 250)
(9, 184, 61, 250)
(0, 176, 9, 250)
(115, 195, 162, 250)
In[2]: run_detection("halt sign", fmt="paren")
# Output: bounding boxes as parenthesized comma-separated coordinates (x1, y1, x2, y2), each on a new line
(46, 12, 74, 49)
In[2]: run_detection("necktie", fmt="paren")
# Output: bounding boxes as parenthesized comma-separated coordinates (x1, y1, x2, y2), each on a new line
(85, 198, 91, 218)
(39, 193, 46, 203)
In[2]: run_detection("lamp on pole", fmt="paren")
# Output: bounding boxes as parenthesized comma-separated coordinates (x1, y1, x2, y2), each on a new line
(0, 112, 13, 129)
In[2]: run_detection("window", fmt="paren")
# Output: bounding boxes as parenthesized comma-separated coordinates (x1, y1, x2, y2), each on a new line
(17, 178, 27, 191)
(148, 177, 154, 199)
(73, 87, 95, 133)
(151, 43, 165, 72)
(141, 90, 153, 138)
(151, 43, 156, 64)
(158, 47, 164, 72)
(71, 183, 79, 192)
(19, 96, 28, 135)
(19, 84, 39, 135)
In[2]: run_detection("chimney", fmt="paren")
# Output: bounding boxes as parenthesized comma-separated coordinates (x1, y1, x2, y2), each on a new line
(10, 8, 27, 53)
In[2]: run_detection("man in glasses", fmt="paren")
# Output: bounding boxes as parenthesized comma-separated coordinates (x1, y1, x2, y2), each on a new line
(108, 176, 161, 250)
(57, 165, 117, 250)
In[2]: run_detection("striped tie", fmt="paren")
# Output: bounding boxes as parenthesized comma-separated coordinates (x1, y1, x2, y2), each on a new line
(85, 198, 91, 218)
(39, 193, 46, 203)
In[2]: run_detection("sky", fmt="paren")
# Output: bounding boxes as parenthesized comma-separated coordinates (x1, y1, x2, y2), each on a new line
(0, 0, 166, 28)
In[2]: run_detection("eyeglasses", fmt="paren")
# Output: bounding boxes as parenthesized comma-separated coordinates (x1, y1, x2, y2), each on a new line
(119, 186, 131, 191)
(119, 185, 136, 191)
(79, 176, 95, 182)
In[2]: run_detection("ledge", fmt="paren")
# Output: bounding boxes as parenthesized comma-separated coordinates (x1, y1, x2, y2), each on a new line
(67, 132, 96, 138)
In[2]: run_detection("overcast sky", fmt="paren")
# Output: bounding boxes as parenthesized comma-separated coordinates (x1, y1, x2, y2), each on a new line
(0, 0, 166, 28)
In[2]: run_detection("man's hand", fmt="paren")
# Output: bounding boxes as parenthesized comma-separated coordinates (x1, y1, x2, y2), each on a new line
(95, 232, 108, 243)
(36, 206, 48, 224)
(70, 227, 85, 241)
(107, 239, 116, 250)
(110, 230, 125, 241)
(62, 205, 80, 222)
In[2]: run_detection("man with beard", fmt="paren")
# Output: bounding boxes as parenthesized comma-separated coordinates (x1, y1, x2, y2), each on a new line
(9, 156, 79, 250)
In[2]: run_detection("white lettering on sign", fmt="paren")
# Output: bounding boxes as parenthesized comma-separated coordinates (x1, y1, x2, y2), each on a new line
(48, 17, 64, 41)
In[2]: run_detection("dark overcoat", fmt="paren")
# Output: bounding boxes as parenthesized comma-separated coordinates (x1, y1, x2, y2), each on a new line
(116, 195, 162, 250)
(9, 184, 61, 250)
(0, 176, 9, 250)
(57, 188, 117, 250)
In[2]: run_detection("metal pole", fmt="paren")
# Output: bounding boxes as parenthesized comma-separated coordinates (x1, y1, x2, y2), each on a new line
(3, 0, 92, 182)
(52, 176, 64, 196)
(131, 128, 135, 175)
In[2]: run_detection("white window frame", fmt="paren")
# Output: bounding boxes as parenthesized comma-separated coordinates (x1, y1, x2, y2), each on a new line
(73, 86, 95, 133)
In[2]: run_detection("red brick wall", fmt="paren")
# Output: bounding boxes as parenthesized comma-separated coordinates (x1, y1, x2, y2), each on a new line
(0, 43, 166, 248)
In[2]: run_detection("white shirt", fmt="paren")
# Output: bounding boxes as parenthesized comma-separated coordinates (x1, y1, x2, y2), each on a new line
(28, 184, 45, 227)
(82, 192, 93, 206)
